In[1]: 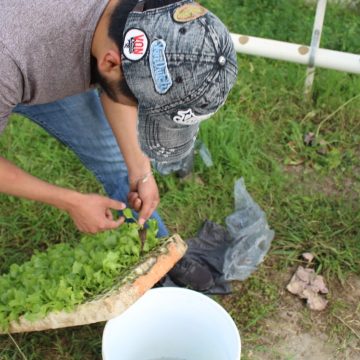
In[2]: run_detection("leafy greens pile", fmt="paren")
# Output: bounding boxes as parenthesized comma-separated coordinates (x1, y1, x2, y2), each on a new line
(0, 210, 161, 331)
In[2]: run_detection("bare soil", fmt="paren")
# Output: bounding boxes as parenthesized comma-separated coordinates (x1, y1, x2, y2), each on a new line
(246, 274, 360, 359)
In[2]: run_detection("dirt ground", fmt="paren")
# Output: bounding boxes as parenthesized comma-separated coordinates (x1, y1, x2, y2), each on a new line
(247, 274, 360, 360)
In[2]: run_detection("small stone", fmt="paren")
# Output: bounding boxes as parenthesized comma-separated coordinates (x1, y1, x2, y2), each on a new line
(310, 275, 329, 294)
(296, 266, 314, 282)
(303, 288, 328, 311)
(286, 266, 329, 311)
(302, 252, 315, 262)
(304, 132, 316, 146)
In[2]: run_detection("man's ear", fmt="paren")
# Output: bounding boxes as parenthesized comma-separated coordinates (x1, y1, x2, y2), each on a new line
(98, 49, 122, 80)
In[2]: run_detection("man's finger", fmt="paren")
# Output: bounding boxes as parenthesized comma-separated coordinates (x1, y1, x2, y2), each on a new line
(128, 192, 142, 211)
(138, 200, 158, 226)
(106, 217, 125, 230)
(107, 198, 126, 211)
(128, 192, 139, 204)
(105, 208, 113, 220)
(133, 198, 142, 212)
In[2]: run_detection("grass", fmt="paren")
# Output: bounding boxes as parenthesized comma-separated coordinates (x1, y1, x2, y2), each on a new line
(1, 0, 360, 358)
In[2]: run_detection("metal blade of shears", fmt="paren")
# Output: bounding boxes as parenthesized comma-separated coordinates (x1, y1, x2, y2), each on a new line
(138, 227, 147, 253)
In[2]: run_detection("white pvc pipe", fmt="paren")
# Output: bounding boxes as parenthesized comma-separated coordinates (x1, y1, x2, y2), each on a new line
(305, 0, 327, 96)
(230, 33, 360, 74)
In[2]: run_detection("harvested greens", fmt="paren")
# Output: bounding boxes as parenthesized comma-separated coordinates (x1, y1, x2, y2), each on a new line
(0, 212, 161, 331)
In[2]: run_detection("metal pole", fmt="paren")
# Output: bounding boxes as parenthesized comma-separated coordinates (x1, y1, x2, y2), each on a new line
(231, 33, 360, 74)
(304, 0, 328, 97)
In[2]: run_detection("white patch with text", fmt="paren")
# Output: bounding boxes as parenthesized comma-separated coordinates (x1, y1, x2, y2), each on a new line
(173, 109, 214, 125)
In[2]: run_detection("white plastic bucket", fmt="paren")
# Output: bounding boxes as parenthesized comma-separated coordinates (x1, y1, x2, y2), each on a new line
(102, 287, 241, 360)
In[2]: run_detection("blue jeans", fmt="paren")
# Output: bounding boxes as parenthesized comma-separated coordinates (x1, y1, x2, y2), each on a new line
(13, 90, 169, 237)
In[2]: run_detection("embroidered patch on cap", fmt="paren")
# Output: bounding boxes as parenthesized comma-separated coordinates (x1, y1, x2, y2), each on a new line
(123, 29, 148, 61)
(150, 39, 173, 94)
(173, 3, 208, 23)
(173, 109, 214, 125)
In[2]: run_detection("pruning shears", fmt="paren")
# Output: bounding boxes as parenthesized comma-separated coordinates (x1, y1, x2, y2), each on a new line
(138, 227, 147, 253)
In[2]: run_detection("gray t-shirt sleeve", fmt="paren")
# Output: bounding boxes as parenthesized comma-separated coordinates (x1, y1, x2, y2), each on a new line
(0, 44, 23, 134)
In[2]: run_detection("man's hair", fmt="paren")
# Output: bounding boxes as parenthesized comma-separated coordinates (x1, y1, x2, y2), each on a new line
(108, 0, 139, 51)
(107, 0, 139, 102)
(108, 0, 180, 101)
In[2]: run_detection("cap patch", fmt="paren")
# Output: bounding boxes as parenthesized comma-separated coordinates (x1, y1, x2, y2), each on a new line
(123, 29, 148, 61)
(173, 109, 214, 125)
(173, 3, 208, 23)
(150, 39, 173, 94)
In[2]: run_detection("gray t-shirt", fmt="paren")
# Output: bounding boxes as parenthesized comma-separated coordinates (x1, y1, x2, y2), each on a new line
(0, 0, 108, 134)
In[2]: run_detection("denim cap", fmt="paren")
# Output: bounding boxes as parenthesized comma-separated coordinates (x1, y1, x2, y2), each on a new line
(121, 0, 238, 163)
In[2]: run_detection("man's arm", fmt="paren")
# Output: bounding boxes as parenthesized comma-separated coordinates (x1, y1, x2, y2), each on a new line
(100, 93, 159, 226)
(0, 156, 126, 233)
(0, 49, 126, 234)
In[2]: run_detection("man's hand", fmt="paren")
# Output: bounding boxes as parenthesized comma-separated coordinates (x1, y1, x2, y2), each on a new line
(100, 94, 160, 226)
(66, 193, 126, 233)
(128, 174, 160, 226)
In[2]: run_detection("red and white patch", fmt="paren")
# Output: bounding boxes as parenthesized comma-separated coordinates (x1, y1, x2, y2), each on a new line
(123, 29, 148, 61)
